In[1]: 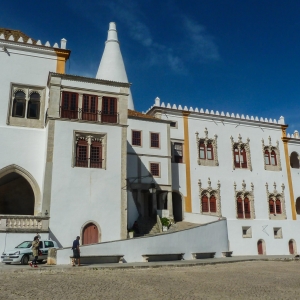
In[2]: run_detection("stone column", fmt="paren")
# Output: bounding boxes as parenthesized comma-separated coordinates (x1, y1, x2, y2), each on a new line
(78, 94, 83, 119)
(167, 191, 173, 218)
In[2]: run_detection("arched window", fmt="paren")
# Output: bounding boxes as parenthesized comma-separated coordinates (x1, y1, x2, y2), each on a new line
(207, 142, 214, 160)
(237, 197, 243, 218)
(90, 140, 102, 168)
(234, 146, 248, 169)
(234, 147, 240, 168)
(290, 152, 299, 169)
(264, 150, 270, 165)
(199, 141, 206, 159)
(269, 199, 275, 213)
(275, 199, 281, 214)
(244, 197, 250, 218)
(209, 195, 216, 212)
(27, 92, 40, 119)
(270, 150, 277, 166)
(12, 91, 26, 118)
(76, 139, 88, 168)
(202, 195, 209, 212)
(240, 148, 247, 168)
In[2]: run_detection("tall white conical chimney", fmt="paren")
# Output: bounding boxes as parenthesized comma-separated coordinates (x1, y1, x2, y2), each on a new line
(96, 22, 134, 110)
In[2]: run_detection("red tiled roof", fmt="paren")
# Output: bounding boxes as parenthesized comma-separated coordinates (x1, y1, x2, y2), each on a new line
(128, 109, 158, 120)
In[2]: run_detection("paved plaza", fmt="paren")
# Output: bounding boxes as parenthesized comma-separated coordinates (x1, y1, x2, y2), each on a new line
(0, 260, 299, 299)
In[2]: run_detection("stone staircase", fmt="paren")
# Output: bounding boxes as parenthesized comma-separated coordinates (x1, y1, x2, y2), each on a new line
(136, 216, 161, 235)
(167, 221, 200, 233)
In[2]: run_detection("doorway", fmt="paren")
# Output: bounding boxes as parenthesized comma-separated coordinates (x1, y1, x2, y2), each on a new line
(82, 223, 99, 245)
(257, 239, 265, 255)
(172, 192, 183, 222)
(289, 239, 296, 254)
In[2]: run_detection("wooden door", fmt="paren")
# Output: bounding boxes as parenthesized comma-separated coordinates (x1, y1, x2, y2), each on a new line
(83, 223, 99, 245)
(289, 240, 294, 254)
(257, 240, 263, 255)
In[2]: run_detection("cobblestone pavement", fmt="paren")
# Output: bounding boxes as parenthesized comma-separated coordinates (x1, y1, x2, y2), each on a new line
(0, 261, 299, 299)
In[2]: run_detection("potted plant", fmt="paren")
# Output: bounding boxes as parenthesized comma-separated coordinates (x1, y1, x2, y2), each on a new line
(160, 217, 170, 232)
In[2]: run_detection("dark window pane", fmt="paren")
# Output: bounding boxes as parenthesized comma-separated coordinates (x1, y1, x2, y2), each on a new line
(27, 102, 39, 119)
(150, 163, 159, 176)
(14, 101, 25, 117)
(132, 131, 141, 146)
(151, 133, 159, 148)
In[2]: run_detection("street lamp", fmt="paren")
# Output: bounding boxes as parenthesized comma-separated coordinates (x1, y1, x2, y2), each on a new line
(149, 183, 157, 194)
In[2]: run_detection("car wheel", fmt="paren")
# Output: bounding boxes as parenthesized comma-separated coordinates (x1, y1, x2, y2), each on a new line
(21, 255, 29, 265)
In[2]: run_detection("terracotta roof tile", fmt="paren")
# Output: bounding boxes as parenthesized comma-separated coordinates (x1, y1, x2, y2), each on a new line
(128, 109, 158, 120)
(0, 28, 37, 44)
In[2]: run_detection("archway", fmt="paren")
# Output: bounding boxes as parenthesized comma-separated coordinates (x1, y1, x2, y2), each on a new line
(82, 222, 100, 245)
(289, 239, 297, 254)
(257, 239, 266, 255)
(172, 191, 183, 222)
(296, 198, 300, 215)
(290, 152, 299, 168)
(0, 172, 34, 215)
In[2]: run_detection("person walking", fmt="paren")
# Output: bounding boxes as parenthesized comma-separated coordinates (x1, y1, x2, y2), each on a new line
(72, 236, 81, 266)
(30, 236, 39, 268)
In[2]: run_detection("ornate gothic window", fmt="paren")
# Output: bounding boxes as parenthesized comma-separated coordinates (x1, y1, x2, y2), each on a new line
(196, 128, 219, 166)
(198, 178, 221, 217)
(230, 134, 252, 171)
(234, 181, 255, 219)
(262, 137, 282, 171)
(265, 182, 286, 220)
(74, 133, 106, 169)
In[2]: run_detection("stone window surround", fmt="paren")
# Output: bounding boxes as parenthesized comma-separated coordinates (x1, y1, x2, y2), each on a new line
(230, 134, 252, 171)
(72, 131, 107, 169)
(261, 136, 282, 171)
(131, 129, 142, 147)
(150, 132, 160, 149)
(234, 180, 255, 219)
(265, 182, 286, 220)
(198, 178, 222, 217)
(242, 226, 252, 238)
(273, 227, 283, 239)
(196, 128, 219, 166)
(7, 83, 45, 128)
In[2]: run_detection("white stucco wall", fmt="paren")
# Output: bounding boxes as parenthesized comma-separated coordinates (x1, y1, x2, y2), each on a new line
(48, 120, 124, 247)
(56, 219, 229, 264)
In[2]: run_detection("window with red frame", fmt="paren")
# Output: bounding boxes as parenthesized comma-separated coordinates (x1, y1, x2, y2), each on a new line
(234, 146, 247, 168)
(151, 133, 160, 148)
(61, 92, 78, 119)
(102, 97, 117, 123)
(199, 141, 206, 159)
(132, 130, 141, 146)
(207, 142, 214, 160)
(202, 195, 209, 212)
(173, 142, 183, 163)
(264, 150, 270, 165)
(269, 199, 275, 213)
(237, 196, 251, 219)
(270, 150, 277, 166)
(82, 94, 98, 121)
(209, 195, 217, 212)
(150, 163, 160, 176)
(90, 140, 102, 168)
(76, 140, 88, 168)
(269, 198, 282, 214)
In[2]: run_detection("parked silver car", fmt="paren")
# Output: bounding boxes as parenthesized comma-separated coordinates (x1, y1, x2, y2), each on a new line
(1, 240, 58, 265)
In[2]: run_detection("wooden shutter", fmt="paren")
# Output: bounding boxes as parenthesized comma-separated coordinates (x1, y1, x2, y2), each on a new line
(209, 195, 216, 213)
(202, 195, 209, 213)
(102, 97, 117, 123)
(82, 94, 98, 121)
(61, 92, 78, 119)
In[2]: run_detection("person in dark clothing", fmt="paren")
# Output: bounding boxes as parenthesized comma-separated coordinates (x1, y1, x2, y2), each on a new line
(72, 236, 81, 266)
(30, 236, 39, 268)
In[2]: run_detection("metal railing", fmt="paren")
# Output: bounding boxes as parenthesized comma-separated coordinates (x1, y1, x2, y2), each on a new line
(75, 158, 103, 169)
(60, 107, 119, 124)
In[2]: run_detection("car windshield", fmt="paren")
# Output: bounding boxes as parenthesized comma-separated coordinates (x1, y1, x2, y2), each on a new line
(15, 241, 32, 248)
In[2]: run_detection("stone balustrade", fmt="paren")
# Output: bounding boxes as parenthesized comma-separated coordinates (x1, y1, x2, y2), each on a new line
(0, 215, 49, 232)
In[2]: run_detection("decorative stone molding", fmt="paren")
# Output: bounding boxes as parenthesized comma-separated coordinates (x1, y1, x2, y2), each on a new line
(195, 128, 219, 166)
(265, 182, 286, 220)
(230, 134, 252, 171)
(261, 137, 282, 171)
(198, 178, 222, 217)
(234, 180, 255, 219)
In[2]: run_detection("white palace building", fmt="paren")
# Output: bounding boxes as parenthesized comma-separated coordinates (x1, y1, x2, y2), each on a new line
(0, 23, 300, 262)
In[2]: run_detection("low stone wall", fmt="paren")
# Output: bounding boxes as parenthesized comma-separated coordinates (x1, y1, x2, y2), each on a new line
(56, 219, 229, 265)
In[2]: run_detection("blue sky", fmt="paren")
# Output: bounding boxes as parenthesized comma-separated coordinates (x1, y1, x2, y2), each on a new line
(1, 1, 300, 132)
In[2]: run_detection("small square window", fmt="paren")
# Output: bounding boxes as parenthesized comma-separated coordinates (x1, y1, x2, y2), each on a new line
(170, 121, 177, 128)
(150, 163, 160, 177)
(242, 226, 252, 238)
(273, 227, 282, 239)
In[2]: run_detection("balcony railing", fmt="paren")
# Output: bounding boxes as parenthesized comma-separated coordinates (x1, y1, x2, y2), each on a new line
(75, 158, 103, 169)
(60, 107, 119, 124)
(0, 215, 49, 232)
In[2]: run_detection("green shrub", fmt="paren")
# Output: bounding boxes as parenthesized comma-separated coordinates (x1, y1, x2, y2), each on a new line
(160, 217, 170, 227)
